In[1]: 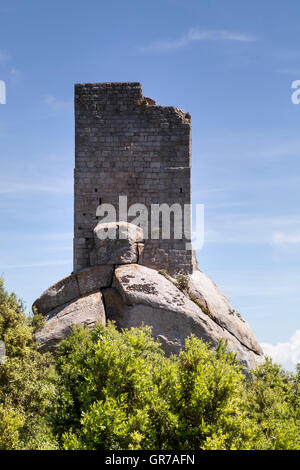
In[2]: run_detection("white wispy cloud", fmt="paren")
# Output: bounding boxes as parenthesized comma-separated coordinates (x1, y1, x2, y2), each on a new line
(3, 232, 74, 242)
(44, 94, 72, 112)
(205, 201, 248, 210)
(275, 49, 300, 63)
(198, 132, 300, 164)
(262, 330, 300, 371)
(258, 139, 300, 159)
(35, 232, 73, 241)
(192, 174, 300, 199)
(2, 259, 71, 269)
(204, 214, 300, 245)
(211, 267, 300, 298)
(0, 50, 11, 64)
(9, 67, 20, 85)
(0, 180, 73, 194)
(279, 67, 300, 75)
(271, 231, 300, 245)
(140, 28, 257, 52)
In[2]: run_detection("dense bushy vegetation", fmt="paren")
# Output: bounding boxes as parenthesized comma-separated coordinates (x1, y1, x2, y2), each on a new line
(0, 278, 57, 449)
(0, 279, 299, 450)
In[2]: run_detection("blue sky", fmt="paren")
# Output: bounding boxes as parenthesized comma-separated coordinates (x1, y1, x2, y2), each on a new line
(0, 0, 299, 369)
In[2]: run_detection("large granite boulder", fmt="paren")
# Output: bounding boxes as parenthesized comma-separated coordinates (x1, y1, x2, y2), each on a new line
(33, 265, 113, 315)
(33, 259, 264, 372)
(33, 264, 113, 353)
(103, 264, 264, 371)
(90, 221, 144, 266)
(188, 270, 263, 356)
(33, 274, 80, 316)
(35, 292, 106, 353)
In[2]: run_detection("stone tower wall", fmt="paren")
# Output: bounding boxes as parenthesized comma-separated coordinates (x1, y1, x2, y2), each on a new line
(74, 82, 193, 275)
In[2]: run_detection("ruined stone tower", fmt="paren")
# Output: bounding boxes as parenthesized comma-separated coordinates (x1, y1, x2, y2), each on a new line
(74, 82, 194, 275)
(33, 82, 264, 372)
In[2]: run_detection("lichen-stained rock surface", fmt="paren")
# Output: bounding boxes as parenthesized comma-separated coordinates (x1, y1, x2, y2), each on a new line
(103, 264, 264, 371)
(77, 265, 114, 296)
(33, 262, 264, 372)
(33, 265, 113, 316)
(90, 221, 144, 266)
(188, 270, 263, 356)
(35, 292, 106, 353)
(33, 274, 80, 317)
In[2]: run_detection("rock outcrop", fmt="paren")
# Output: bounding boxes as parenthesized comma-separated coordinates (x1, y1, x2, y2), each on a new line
(33, 265, 113, 316)
(33, 84, 264, 373)
(35, 292, 106, 353)
(103, 264, 263, 370)
(33, 223, 264, 372)
(188, 270, 263, 356)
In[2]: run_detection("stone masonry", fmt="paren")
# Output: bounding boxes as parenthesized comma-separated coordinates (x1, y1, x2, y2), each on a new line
(74, 82, 194, 275)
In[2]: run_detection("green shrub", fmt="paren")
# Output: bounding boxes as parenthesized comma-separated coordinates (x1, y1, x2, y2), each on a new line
(53, 323, 300, 450)
(243, 359, 300, 449)
(175, 274, 189, 293)
(52, 323, 250, 449)
(0, 278, 299, 450)
(0, 278, 57, 449)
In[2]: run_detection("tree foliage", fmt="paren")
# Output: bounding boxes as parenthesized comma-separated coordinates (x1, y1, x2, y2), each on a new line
(0, 278, 299, 450)
(53, 324, 299, 450)
(0, 278, 57, 449)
